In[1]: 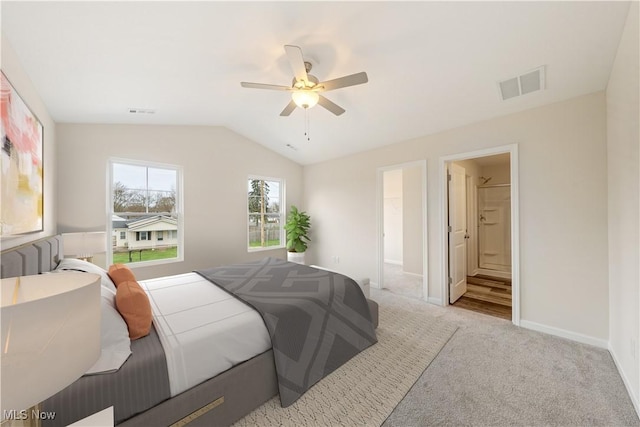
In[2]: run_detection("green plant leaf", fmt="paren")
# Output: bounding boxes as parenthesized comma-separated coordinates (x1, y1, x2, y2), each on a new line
(285, 205, 311, 252)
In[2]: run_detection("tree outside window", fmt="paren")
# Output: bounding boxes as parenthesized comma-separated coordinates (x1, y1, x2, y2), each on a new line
(248, 177, 284, 249)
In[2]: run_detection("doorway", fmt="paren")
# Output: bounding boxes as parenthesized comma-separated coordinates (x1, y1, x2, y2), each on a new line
(440, 145, 520, 324)
(376, 161, 428, 301)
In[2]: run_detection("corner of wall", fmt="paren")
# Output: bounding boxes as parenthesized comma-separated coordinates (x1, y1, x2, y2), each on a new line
(605, 0, 640, 416)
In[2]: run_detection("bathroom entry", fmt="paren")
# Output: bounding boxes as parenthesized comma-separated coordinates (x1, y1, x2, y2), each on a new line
(447, 152, 513, 319)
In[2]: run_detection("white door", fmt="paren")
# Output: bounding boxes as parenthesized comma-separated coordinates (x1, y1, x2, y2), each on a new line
(478, 185, 511, 272)
(448, 163, 467, 303)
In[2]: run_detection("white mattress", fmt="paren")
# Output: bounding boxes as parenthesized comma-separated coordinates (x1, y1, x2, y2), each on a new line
(139, 273, 271, 397)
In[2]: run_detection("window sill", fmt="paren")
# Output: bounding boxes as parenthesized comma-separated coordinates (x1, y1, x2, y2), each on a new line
(247, 245, 285, 253)
(115, 256, 184, 269)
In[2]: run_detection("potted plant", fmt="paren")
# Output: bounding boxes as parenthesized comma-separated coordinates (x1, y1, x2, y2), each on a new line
(285, 205, 311, 265)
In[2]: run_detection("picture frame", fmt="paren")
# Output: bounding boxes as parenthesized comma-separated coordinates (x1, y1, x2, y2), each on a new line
(1, 71, 44, 236)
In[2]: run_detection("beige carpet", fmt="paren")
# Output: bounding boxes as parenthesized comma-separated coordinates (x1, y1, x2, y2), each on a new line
(383, 262, 423, 299)
(232, 292, 458, 427)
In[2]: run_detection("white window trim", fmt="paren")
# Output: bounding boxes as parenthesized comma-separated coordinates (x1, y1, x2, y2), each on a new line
(107, 157, 184, 268)
(247, 175, 285, 252)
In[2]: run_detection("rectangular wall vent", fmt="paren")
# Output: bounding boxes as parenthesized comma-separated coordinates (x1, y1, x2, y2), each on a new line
(128, 108, 156, 114)
(498, 66, 545, 101)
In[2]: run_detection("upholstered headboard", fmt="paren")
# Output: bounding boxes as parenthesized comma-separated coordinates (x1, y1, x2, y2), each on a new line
(0, 235, 63, 278)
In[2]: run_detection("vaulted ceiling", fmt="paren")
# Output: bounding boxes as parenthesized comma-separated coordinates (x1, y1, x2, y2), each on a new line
(1, 1, 631, 165)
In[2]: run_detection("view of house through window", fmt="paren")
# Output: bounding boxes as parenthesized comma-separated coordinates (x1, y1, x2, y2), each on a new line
(109, 160, 183, 265)
(248, 177, 284, 249)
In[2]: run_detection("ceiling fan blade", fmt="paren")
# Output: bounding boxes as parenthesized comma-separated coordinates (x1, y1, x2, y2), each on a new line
(280, 100, 297, 116)
(318, 95, 346, 116)
(318, 72, 368, 92)
(241, 82, 290, 91)
(284, 45, 308, 84)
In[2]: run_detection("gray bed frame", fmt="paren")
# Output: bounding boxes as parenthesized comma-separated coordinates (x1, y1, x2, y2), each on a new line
(1, 236, 379, 426)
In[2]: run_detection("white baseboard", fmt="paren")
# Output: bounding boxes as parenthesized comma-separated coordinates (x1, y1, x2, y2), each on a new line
(384, 259, 403, 266)
(519, 320, 608, 349)
(371, 283, 440, 305)
(403, 271, 423, 278)
(428, 297, 443, 306)
(609, 344, 640, 418)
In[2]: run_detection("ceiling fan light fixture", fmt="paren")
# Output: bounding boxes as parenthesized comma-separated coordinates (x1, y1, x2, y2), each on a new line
(292, 90, 319, 109)
(241, 45, 368, 116)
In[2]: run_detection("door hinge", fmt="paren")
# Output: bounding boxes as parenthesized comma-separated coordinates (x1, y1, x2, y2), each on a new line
(448, 277, 453, 284)
(448, 226, 452, 232)
(447, 173, 452, 181)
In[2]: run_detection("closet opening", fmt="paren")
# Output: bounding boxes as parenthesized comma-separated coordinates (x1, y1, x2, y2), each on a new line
(376, 161, 428, 301)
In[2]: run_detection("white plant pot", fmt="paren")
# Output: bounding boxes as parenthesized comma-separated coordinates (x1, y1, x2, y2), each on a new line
(287, 251, 306, 265)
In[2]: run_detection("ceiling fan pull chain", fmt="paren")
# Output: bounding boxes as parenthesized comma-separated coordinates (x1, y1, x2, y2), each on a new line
(305, 108, 311, 142)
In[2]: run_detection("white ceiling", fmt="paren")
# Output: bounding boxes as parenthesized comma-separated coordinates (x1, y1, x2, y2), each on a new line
(1, 1, 630, 165)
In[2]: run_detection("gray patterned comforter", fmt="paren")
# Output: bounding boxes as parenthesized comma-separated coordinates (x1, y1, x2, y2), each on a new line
(196, 257, 377, 407)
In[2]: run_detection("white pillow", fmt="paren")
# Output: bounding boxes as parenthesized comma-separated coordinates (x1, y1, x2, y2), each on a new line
(55, 258, 117, 293)
(49, 263, 131, 374)
(84, 286, 132, 375)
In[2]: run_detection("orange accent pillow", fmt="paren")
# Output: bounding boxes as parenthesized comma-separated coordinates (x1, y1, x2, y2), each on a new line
(115, 280, 152, 340)
(108, 264, 136, 288)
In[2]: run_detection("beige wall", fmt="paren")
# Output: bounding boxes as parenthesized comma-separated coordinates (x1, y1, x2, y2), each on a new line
(304, 91, 609, 341)
(383, 169, 403, 264)
(56, 124, 303, 280)
(0, 35, 57, 250)
(481, 163, 510, 185)
(402, 165, 423, 276)
(606, 1, 639, 410)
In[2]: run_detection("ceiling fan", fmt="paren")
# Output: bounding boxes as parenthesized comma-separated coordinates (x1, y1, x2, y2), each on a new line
(241, 45, 368, 116)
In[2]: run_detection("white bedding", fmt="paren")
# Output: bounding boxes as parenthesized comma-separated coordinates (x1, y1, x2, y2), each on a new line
(139, 272, 271, 396)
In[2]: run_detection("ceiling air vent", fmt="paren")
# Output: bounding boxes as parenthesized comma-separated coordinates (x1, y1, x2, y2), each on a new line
(498, 66, 545, 101)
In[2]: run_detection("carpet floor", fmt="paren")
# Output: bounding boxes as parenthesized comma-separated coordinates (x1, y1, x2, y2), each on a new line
(382, 262, 423, 299)
(232, 290, 457, 426)
(381, 289, 640, 427)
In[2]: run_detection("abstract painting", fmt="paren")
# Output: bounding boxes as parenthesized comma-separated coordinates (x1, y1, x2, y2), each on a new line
(1, 72, 44, 236)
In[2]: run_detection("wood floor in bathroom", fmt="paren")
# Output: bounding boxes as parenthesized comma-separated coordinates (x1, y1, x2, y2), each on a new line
(452, 274, 512, 320)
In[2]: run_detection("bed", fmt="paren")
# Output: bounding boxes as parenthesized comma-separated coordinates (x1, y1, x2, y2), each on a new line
(0, 236, 379, 426)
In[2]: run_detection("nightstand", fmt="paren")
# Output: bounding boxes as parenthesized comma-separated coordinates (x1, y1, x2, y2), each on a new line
(68, 407, 114, 427)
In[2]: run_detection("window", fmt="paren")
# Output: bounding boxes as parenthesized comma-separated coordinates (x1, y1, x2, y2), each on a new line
(248, 177, 284, 250)
(108, 159, 183, 266)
